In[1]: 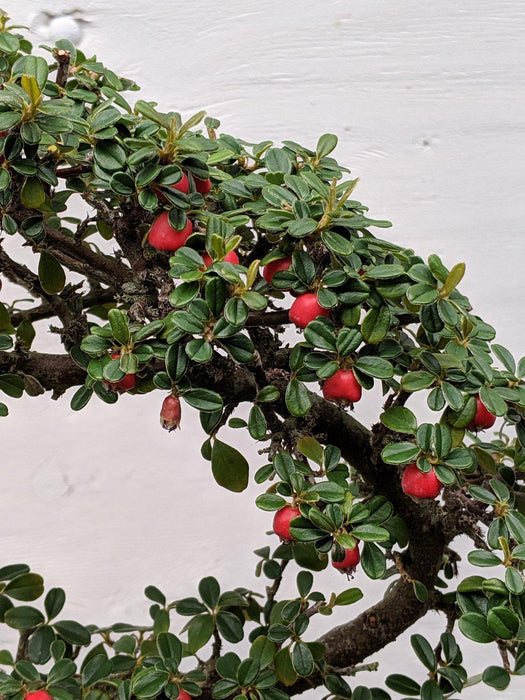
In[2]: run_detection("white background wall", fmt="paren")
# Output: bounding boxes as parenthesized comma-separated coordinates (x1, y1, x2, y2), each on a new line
(1, 1, 525, 697)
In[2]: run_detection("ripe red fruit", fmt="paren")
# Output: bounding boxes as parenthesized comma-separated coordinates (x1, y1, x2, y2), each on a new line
(105, 354, 136, 393)
(332, 543, 360, 573)
(24, 691, 53, 700)
(160, 395, 182, 431)
(401, 463, 442, 499)
(468, 395, 496, 431)
(289, 293, 330, 328)
(322, 369, 362, 404)
(201, 250, 239, 268)
(176, 690, 191, 700)
(263, 257, 292, 284)
(148, 212, 192, 251)
(194, 177, 212, 195)
(273, 505, 301, 541)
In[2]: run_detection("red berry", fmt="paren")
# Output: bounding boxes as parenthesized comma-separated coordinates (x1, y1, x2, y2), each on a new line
(263, 257, 292, 284)
(160, 395, 182, 431)
(322, 369, 362, 404)
(289, 293, 330, 328)
(177, 691, 191, 700)
(332, 544, 360, 573)
(194, 177, 212, 195)
(25, 691, 53, 700)
(468, 395, 496, 431)
(148, 212, 193, 252)
(105, 353, 136, 393)
(172, 172, 189, 194)
(201, 250, 239, 268)
(273, 505, 301, 541)
(401, 463, 442, 499)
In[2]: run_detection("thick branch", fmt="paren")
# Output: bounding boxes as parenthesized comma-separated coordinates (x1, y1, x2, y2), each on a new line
(0, 350, 85, 394)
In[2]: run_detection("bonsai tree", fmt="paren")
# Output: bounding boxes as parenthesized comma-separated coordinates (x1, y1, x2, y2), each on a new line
(1, 12, 524, 700)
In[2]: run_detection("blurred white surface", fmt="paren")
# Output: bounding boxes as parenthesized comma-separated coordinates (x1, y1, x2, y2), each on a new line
(1, 0, 525, 696)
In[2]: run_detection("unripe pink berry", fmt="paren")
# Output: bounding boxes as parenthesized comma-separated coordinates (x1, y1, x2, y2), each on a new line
(160, 395, 182, 431)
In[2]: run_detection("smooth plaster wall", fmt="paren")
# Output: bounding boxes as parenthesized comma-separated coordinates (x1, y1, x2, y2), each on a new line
(1, 1, 525, 697)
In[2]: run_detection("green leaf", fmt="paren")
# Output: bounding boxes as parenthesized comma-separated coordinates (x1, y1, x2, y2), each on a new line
(351, 524, 390, 542)
(285, 379, 311, 417)
(94, 141, 126, 172)
(361, 306, 391, 344)
(410, 634, 436, 671)
(28, 624, 55, 665)
(47, 659, 77, 684)
(70, 386, 93, 411)
(467, 550, 501, 567)
(354, 356, 393, 379)
(505, 566, 523, 594)
(303, 320, 337, 350)
(157, 632, 182, 664)
(360, 542, 386, 579)
(131, 668, 169, 699)
(441, 262, 465, 296)
(184, 388, 223, 412)
(0, 373, 25, 398)
(401, 371, 436, 392)
(479, 386, 507, 417)
(385, 674, 420, 696)
(249, 636, 276, 669)
(186, 338, 213, 363)
(199, 577, 220, 609)
(487, 606, 519, 639)
(380, 406, 417, 434)
(4, 573, 43, 601)
(82, 655, 112, 687)
(5, 605, 45, 629)
(441, 382, 464, 412)
(381, 441, 420, 465)
(38, 252, 66, 295)
(21, 177, 45, 209)
(458, 612, 495, 643)
(265, 148, 292, 174)
(255, 494, 287, 511)
(316, 133, 338, 159)
(248, 404, 267, 440)
(54, 620, 91, 645)
(216, 610, 244, 643)
(211, 439, 249, 492)
(297, 437, 323, 465)
(291, 642, 314, 677)
(334, 588, 363, 606)
(108, 308, 130, 345)
(482, 666, 511, 690)
(492, 344, 515, 374)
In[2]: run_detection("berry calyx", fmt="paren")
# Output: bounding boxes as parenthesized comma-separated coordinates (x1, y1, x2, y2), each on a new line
(148, 211, 193, 251)
(289, 293, 330, 328)
(105, 353, 136, 393)
(24, 691, 53, 700)
(322, 369, 362, 404)
(332, 543, 360, 573)
(160, 395, 182, 431)
(194, 177, 212, 195)
(202, 250, 239, 268)
(468, 395, 496, 431)
(263, 257, 292, 284)
(401, 463, 442, 499)
(273, 505, 301, 541)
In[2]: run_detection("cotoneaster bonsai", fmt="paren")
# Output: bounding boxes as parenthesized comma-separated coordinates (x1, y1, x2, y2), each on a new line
(0, 11, 524, 700)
